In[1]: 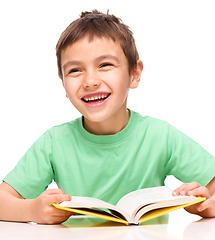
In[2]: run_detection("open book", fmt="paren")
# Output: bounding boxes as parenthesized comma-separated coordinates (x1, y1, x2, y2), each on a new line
(53, 186, 205, 226)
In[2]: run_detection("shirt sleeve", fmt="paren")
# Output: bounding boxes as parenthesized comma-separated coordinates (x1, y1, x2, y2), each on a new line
(3, 130, 54, 199)
(165, 124, 215, 186)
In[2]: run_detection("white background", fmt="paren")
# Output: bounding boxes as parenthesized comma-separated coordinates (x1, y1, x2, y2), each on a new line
(0, 0, 214, 189)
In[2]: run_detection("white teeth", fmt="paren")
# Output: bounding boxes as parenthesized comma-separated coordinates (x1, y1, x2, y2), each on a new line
(84, 94, 109, 102)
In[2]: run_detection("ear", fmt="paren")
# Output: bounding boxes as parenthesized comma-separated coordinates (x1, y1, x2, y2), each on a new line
(130, 60, 143, 89)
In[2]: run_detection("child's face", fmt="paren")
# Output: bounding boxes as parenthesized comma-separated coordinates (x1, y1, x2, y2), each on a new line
(61, 36, 142, 126)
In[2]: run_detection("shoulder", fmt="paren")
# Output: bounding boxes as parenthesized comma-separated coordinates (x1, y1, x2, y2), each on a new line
(128, 111, 171, 145)
(42, 117, 81, 141)
(132, 111, 170, 132)
(48, 118, 80, 132)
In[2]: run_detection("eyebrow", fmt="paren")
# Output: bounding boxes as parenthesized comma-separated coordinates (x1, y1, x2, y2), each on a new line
(62, 60, 82, 71)
(96, 54, 120, 63)
(62, 54, 120, 70)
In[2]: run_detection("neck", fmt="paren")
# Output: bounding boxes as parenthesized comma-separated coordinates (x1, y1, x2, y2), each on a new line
(83, 109, 130, 135)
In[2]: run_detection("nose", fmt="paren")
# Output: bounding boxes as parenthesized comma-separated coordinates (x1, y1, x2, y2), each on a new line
(82, 71, 101, 89)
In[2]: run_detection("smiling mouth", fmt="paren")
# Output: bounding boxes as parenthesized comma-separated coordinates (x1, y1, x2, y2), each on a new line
(81, 93, 111, 104)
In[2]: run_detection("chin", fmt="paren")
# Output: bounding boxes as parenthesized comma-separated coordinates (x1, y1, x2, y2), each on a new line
(84, 115, 108, 123)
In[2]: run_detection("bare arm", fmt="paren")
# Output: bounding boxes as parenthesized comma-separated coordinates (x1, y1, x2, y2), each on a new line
(206, 177, 215, 196)
(0, 182, 73, 224)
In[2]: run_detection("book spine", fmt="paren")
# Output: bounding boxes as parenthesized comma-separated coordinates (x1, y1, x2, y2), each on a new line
(128, 222, 139, 226)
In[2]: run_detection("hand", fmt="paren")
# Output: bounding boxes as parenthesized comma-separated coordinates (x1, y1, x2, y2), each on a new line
(28, 189, 74, 224)
(172, 182, 215, 218)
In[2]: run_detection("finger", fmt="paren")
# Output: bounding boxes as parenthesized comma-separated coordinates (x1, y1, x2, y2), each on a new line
(44, 193, 72, 205)
(173, 182, 201, 196)
(197, 198, 213, 212)
(41, 211, 72, 225)
(53, 194, 72, 204)
(187, 186, 211, 199)
(44, 189, 65, 195)
(53, 210, 77, 218)
(51, 205, 78, 222)
(41, 189, 72, 204)
(52, 208, 74, 217)
(172, 183, 190, 196)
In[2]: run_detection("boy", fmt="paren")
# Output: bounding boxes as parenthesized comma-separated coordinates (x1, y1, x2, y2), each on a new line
(0, 10, 214, 225)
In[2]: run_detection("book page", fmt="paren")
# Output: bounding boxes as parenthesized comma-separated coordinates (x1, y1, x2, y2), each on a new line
(138, 197, 205, 224)
(58, 196, 132, 222)
(60, 196, 115, 209)
(53, 203, 129, 225)
(116, 186, 189, 217)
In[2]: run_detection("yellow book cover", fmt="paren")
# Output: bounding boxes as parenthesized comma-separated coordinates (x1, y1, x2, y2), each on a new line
(53, 186, 205, 226)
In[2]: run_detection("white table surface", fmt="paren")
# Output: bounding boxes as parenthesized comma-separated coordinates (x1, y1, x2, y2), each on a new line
(0, 209, 215, 240)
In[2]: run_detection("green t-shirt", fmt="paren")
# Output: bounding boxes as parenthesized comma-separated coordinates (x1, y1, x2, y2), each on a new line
(3, 110, 215, 205)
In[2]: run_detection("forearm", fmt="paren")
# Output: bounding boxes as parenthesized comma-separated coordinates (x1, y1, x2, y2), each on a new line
(206, 177, 215, 196)
(0, 189, 33, 223)
(0, 182, 73, 224)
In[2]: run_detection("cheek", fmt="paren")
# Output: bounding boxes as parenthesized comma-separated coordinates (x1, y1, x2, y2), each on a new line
(101, 70, 130, 87)
(63, 80, 78, 96)
(113, 74, 132, 92)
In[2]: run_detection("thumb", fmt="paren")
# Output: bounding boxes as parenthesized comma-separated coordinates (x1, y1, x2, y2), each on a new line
(42, 189, 72, 204)
(52, 193, 72, 204)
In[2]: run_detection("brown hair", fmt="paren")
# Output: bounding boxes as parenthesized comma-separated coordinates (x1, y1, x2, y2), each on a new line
(56, 10, 139, 79)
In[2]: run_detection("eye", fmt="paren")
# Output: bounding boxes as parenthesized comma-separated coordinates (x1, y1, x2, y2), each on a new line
(66, 68, 83, 77)
(68, 68, 81, 74)
(100, 62, 114, 68)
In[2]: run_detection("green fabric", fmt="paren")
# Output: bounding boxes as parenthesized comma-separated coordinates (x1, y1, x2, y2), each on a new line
(3, 110, 215, 205)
